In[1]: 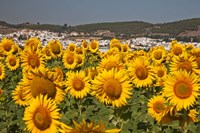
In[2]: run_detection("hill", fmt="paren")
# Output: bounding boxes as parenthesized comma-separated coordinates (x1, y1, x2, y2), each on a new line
(0, 18, 200, 38)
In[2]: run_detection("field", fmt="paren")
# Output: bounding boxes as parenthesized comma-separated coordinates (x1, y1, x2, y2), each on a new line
(0, 37, 200, 133)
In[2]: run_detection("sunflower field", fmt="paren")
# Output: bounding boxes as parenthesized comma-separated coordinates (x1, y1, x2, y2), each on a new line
(1, 37, 200, 133)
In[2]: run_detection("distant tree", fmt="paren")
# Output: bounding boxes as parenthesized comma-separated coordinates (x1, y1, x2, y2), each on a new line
(64, 24, 68, 27)
(37, 22, 40, 25)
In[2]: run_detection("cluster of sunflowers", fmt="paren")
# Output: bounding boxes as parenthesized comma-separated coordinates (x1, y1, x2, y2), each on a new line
(0, 37, 200, 132)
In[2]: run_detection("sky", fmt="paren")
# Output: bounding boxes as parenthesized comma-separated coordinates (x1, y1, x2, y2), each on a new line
(0, 0, 200, 26)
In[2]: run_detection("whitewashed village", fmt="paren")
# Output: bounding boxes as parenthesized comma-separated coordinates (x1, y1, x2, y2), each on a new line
(1, 29, 200, 51)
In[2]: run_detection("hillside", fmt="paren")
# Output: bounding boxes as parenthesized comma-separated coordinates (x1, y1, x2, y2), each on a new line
(0, 18, 200, 37)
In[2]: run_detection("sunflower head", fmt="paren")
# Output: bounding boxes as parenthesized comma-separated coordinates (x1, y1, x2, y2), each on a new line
(6, 54, 20, 71)
(23, 94, 61, 132)
(121, 44, 130, 53)
(12, 85, 28, 106)
(67, 43, 76, 52)
(42, 46, 52, 60)
(76, 46, 85, 55)
(170, 43, 185, 56)
(0, 37, 15, 55)
(89, 40, 99, 53)
(81, 40, 88, 50)
(163, 70, 200, 111)
(62, 51, 77, 69)
(92, 68, 132, 107)
(128, 56, 155, 88)
(148, 95, 170, 122)
(97, 55, 124, 72)
(48, 40, 62, 58)
(21, 69, 65, 104)
(151, 47, 166, 64)
(65, 70, 90, 99)
(24, 37, 41, 52)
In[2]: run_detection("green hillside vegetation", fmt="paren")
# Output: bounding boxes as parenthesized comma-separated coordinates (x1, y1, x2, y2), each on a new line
(0, 18, 200, 37)
(152, 18, 200, 35)
(68, 21, 153, 34)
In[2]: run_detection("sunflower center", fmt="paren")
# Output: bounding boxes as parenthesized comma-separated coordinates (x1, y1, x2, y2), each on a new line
(28, 54, 40, 68)
(4, 43, 12, 51)
(30, 76, 57, 99)
(45, 49, 51, 56)
(51, 42, 61, 54)
(153, 50, 162, 60)
(73, 79, 85, 91)
(82, 42, 87, 48)
(123, 46, 128, 52)
(66, 55, 74, 64)
(157, 69, 164, 78)
(135, 66, 148, 80)
(9, 58, 16, 66)
(33, 106, 52, 130)
(174, 81, 192, 99)
(104, 61, 118, 71)
(69, 46, 75, 52)
(178, 62, 192, 72)
(91, 43, 97, 49)
(103, 79, 122, 99)
(77, 57, 83, 64)
(173, 47, 182, 56)
(153, 101, 165, 113)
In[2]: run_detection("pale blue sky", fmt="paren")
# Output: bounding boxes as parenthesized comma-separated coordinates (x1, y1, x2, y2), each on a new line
(0, 0, 200, 26)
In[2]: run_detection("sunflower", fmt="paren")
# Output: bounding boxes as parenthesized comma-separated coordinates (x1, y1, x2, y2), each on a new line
(52, 66, 64, 82)
(176, 109, 198, 127)
(12, 84, 29, 106)
(150, 46, 166, 64)
(21, 48, 46, 73)
(47, 40, 63, 59)
(61, 119, 120, 133)
(0, 62, 5, 80)
(62, 51, 77, 69)
(121, 43, 130, 53)
(127, 56, 155, 88)
(92, 68, 132, 107)
(81, 40, 88, 51)
(23, 94, 61, 133)
(97, 54, 124, 72)
(169, 53, 200, 75)
(190, 47, 200, 68)
(148, 95, 169, 122)
(75, 46, 85, 55)
(154, 64, 168, 87)
(188, 109, 198, 123)
(89, 40, 99, 53)
(5, 54, 20, 71)
(65, 70, 90, 99)
(19, 69, 65, 104)
(109, 38, 121, 51)
(163, 70, 200, 111)
(170, 42, 185, 57)
(42, 46, 52, 60)
(76, 54, 85, 68)
(12, 43, 22, 54)
(0, 37, 15, 55)
(67, 43, 76, 52)
(24, 37, 41, 52)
